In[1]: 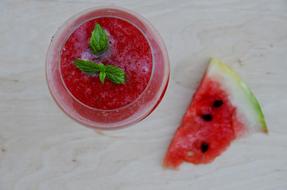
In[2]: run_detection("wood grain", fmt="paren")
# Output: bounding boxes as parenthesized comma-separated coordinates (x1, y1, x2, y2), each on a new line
(0, 0, 287, 189)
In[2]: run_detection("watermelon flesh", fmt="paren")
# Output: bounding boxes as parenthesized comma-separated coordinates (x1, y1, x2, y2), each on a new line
(164, 58, 267, 168)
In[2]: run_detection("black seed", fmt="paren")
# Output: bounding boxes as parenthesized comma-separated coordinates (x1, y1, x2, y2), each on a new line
(200, 142, 209, 153)
(201, 114, 213, 121)
(213, 99, 223, 108)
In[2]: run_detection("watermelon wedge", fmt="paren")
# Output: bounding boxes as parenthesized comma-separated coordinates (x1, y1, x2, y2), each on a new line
(164, 58, 268, 168)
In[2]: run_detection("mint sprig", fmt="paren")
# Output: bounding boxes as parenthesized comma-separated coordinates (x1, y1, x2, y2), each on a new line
(74, 59, 125, 84)
(89, 24, 108, 55)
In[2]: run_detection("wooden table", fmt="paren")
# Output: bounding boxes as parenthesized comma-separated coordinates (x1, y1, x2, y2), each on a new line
(1, 0, 287, 189)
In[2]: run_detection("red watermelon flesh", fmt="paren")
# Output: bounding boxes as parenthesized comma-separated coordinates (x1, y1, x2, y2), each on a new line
(163, 58, 267, 168)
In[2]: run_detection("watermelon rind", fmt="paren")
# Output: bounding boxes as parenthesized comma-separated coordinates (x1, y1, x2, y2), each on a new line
(207, 58, 268, 134)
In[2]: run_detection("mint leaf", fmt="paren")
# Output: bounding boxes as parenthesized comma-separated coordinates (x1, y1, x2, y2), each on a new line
(89, 24, 108, 55)
(99, 72, 106, 83)
(74, 59, 125, 84)
(98, 63, 106, 73)
(105, 65, 125, 84)
(74, 59, 99, 74)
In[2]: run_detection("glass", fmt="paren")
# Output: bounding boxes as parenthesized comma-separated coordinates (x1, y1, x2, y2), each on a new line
(46, 6, 170, 129)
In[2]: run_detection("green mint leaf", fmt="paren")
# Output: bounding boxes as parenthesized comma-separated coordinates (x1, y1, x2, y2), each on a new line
(74, 59, 125, 85)
(105, 65, 126, 84)
(89, 24, 108, 55)
(99, 72, 106, 84)
(98, 63, 106, 73)
(74, 59, 100, 74)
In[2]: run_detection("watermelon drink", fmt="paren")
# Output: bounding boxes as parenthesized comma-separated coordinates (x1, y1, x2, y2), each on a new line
(46, 7, 170, 129)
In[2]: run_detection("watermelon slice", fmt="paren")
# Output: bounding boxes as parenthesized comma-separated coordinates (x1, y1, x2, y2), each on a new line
(164, 58, 268, 168)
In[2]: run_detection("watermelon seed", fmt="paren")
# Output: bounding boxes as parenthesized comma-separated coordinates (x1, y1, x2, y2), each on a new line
(213, 100, 223, 108)
(200, 142, 209, 153)
(201, 114, 212, 121)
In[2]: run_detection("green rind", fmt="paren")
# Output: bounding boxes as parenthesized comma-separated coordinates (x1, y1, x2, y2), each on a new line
(209, 58, 268, 133)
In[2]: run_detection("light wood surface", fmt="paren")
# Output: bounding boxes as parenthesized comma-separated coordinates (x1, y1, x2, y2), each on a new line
(1, 0, 287, 189)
